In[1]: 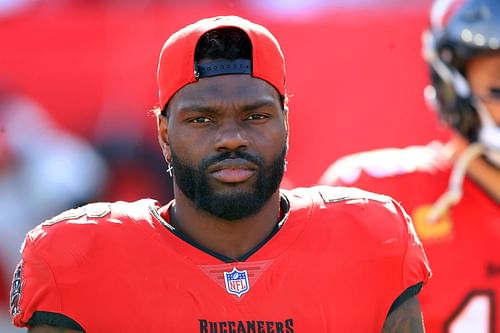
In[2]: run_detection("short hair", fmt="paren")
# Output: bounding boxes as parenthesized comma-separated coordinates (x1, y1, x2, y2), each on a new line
(195, 27, 252, 62)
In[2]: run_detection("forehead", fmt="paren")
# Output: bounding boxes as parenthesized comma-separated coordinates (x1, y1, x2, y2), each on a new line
(168, 75, 281, 111)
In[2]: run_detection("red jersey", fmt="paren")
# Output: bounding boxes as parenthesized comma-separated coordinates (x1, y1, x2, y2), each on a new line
(319, 142, 500, 333)
(10, 186, 430, 332)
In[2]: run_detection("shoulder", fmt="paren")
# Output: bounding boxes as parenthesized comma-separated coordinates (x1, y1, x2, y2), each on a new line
(284, 185, 409, 226)
(42, 199, 159, 225)
(12, 199, 165, 328)
(283, 186, 427, 270)
(24, 199, 161, 253)
(318, 141, 450, 185)
(284, 185, 397, 209)
(284, 185, 417, 244)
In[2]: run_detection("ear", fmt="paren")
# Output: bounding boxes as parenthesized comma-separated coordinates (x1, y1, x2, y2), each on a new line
(283, 107, 289, 132)
(157, 114, 171, 163)
(282, 107, 290, 148)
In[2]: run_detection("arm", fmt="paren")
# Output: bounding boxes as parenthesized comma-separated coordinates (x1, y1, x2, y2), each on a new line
(382, 296, 425, 333)
(28, 325, 83, 333)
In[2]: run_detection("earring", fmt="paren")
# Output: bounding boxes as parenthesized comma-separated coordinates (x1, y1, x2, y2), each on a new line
(167, 163, 173, 177)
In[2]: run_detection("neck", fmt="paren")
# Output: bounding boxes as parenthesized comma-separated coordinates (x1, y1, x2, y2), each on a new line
(169, 187, 282, 260)
(448, 137, 500, 204)
(464, 155, 500, 204)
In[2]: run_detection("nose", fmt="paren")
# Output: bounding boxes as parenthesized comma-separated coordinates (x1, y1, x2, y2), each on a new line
(215, 120, 249, 152)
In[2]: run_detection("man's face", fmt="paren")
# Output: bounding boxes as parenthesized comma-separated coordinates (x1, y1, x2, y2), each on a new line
(466, 52, 500, 124)
(159, 74, 288, 220)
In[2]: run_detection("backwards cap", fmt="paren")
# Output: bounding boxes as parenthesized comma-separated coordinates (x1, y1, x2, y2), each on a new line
(157, 16, 286, 108)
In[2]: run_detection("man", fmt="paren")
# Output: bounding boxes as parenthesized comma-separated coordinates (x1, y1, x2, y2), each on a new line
(11, 16, 430, 332)
(320, 0, 500, 332)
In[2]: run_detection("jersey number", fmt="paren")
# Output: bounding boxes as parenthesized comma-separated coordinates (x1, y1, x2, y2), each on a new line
(445, 291, 495, 333)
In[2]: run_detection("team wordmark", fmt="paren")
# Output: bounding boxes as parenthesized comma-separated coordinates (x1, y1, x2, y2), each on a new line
(199, 319, 294, 333)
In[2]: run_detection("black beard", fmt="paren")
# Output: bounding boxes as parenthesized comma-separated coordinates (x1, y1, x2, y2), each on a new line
(171, 147, 286, 221)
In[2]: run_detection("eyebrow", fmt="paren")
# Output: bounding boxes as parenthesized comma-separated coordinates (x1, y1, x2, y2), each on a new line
(177, 99, 279, 114)
(178, 105, 217, 114)
(241, 100, 279, 112)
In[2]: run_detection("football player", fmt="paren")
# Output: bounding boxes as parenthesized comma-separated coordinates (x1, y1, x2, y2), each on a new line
(11, 16, 430, 332)
(320, 0, 500, 332)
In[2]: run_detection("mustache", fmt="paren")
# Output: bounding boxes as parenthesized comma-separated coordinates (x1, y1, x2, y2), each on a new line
(200, 151, 264, 171)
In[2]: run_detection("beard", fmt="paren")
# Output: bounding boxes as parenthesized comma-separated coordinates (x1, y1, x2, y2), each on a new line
(170, 146, 286, 221)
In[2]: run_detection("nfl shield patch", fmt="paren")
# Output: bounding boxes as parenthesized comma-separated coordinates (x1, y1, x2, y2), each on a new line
(224, 267, 249, 297)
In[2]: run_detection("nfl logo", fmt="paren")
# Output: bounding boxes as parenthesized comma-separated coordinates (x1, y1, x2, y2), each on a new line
(224, 267, 249, 297)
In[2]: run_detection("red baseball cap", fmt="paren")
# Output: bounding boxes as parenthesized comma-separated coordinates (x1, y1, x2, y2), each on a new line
(157, 16, 286, 108)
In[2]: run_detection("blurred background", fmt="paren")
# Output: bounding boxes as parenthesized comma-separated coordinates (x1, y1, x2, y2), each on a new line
(0, 0, 449, 330)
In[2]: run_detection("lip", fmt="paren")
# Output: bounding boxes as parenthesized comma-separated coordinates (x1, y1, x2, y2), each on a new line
(208, 158, 257, 183)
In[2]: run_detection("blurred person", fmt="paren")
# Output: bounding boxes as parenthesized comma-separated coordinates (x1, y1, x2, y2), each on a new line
(0, 85, 107, 332)
(95, 138, 174, 204)
(0, 0, 37, 17)
(320, 0, 500, 331)
(10, 16, 430, 332)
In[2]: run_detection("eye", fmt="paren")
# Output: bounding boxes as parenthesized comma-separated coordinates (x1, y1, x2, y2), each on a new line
(490, 87, 500, 98)
(246, 113, 269, 121)
(189, 116, 212, 124)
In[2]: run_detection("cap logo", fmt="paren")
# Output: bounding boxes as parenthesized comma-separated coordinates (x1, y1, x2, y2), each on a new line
(223, 267, 250, 297)
(195, 59, 251, 79)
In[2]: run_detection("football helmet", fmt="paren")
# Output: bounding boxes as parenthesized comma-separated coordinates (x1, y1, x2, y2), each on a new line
(422, 0, 500, 141)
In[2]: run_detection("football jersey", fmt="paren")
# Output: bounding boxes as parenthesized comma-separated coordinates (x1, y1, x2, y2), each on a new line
(10, 186, 430, 332)
(319, 142, 500, 333)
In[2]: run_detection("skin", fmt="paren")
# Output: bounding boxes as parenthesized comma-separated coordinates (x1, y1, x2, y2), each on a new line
(466, 53, 500, 121)
(382, 296, 426, 333)
(457, 53, 500, 203)
(28, 73, 426, 333)
(158, 74, 288, 260)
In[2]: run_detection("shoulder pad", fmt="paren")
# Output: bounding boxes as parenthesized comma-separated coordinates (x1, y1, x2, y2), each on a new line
(42, 202, 112, 226)
(41, 199, 159, 226)
(319, 142, 447, 184)
(314, 185, 392, 204)
(27, 199, 159, 247)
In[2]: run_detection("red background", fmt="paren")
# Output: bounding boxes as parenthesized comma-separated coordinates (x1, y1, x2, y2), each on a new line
(0, 2, 450, 192)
